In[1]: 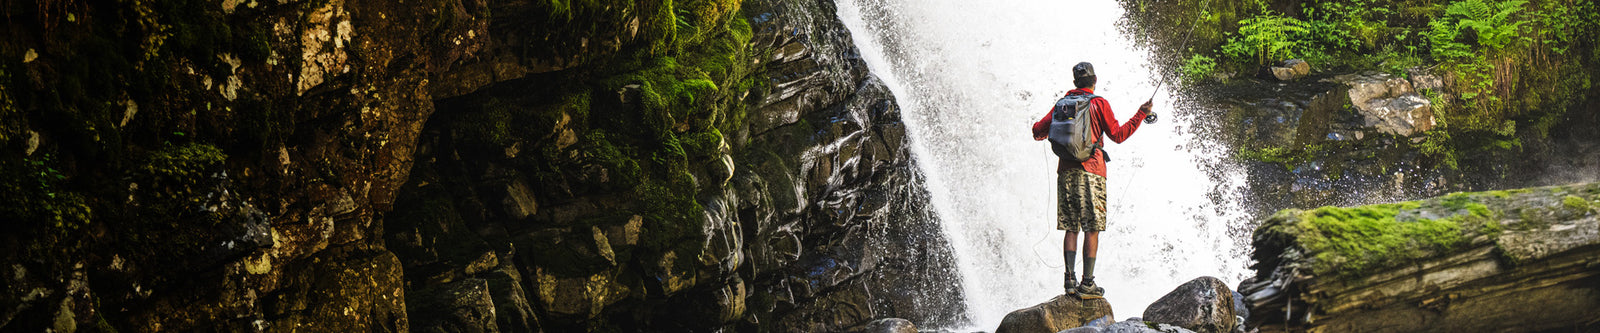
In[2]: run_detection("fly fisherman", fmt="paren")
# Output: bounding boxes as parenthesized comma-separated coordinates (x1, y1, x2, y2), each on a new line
(1029, 62, 1157, 298)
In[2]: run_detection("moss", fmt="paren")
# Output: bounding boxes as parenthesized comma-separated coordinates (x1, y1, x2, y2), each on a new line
(1295, 201, 1468, 276)
(0, 153, 93, 233)
(139, 142, 226, 179)
(680, 129, 725, 159)
(131, 143, 228, 226)
(1562, 195, 1592, 213)
(453, 97, 520, 148)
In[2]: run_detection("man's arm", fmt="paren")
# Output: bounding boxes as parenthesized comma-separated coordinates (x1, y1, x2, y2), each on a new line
(1096, 98, 1150, 144)
(1032, 108, 1053, 141)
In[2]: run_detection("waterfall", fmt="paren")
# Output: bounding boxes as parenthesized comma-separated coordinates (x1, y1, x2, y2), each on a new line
(835, 0, 1252, 328)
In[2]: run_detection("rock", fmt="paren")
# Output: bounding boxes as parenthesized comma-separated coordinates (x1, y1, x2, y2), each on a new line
(1328, 72, 1435, 136)
(850, 318, 918, 333)
(1101, 319, 1198, 333)
(409, 278, 498, 333)
(1230, 291, 1247, 325)
(1407, 68, 1444, 92)
(1269, 59, 1311, 81)
(1244, 183, 1600, 332)
(1083, 314, 1116, 328)
(481, 254, 540, 332)
(501, 180, 537, 220)
(995, 295, 1115, 333)
(1142, 277, 1237, 333)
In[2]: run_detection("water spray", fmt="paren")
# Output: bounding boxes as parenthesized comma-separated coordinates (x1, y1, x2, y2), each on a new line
(1114, 0, 1213, 205)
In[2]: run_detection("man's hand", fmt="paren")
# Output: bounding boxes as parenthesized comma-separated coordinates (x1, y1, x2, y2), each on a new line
(1140, 100, 1158, 124)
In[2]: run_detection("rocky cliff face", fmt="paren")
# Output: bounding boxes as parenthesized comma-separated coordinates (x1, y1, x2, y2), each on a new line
(1240, 183, 1600, 332)
(0, 0, 962, 331)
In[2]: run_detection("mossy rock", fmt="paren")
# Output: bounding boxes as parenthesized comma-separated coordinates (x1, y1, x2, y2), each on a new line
(1256, 183, 1600, 278)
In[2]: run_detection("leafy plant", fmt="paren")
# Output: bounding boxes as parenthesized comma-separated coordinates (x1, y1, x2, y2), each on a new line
(1429, 0, 1530, 60)
(1180, 54, 1218, 83)
(1222, 13, 1311, 65)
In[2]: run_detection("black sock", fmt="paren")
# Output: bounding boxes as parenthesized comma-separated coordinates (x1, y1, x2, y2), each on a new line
(1083, 257, 1096, 280)
(1063, 250, 1077, 276)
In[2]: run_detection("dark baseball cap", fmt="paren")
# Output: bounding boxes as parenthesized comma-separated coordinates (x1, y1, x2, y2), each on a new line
(1073, 62, 1096, 79)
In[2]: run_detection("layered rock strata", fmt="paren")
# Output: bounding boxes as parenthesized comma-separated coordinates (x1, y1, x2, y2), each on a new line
(0, 0, 962, 331)
(1241, 183, 1600, 332)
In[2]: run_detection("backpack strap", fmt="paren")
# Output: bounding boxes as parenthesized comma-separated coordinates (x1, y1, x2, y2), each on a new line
(1081, 94, 1103, 150)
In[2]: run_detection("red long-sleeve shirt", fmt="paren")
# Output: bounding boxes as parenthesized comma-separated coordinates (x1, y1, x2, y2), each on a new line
(1031, 88, 1149, 177)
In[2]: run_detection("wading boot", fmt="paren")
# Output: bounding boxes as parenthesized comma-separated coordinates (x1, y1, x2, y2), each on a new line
(1063, 273, 1079, 296)
(1076, 277, 1105, 299)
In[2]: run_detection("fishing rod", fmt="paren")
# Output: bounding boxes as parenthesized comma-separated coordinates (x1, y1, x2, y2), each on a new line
(1112, 0, 1212, 204)
(1148, 0, 1213, 103)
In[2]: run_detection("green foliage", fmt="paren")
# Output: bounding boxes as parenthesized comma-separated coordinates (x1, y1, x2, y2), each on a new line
(1308, 0, 1392, 50)
(1221, 13, 1312, 65)
(1180, 54, 1218, 83)
(1434, 0, 1530, 56)
(139, 142, 227, 180)
(1239, 144, 1324, 169)
(133, 143, 229, 224)
(0, 154, 93, 233)
(1428, 0, 1530, 107)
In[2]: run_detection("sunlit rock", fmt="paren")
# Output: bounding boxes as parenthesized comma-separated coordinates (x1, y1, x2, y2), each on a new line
(1142, 277, 1237, 333)
(1328, 72, 1435, 137)
(995, 295, 1115, 333)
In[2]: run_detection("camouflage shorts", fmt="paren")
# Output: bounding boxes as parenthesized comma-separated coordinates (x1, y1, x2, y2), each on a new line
(1057, 168, 1107, 232)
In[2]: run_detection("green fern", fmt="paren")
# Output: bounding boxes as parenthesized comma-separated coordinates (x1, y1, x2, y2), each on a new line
(1224, 13, 1312, 65)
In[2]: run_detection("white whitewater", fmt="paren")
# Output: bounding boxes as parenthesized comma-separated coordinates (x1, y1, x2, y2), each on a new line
(836, 0, 1252, 329)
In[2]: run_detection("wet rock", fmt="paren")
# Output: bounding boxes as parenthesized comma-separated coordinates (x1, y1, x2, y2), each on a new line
(1245, 183, 1600, 332)
(501, 180, 537, 220)
(410, 278, 498, 333)
(1230, 291, 1247, 326)
(995, 295, 1115, 333)
(268, 249, 409, 333)
(1101, 319, 1197, 333)
(1061, 315, 1118, 333)
(1142, 277, 1237, 333)
(850, 318, 919, 333)
(1063, 327, 1102, 333)
(1083, 314, 1117, 328)
(1328, 72, 1435, 137)
(1269, 59, 1311, 81)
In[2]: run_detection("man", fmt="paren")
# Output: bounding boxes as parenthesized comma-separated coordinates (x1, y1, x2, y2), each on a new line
(1030, 62, 1155, 298)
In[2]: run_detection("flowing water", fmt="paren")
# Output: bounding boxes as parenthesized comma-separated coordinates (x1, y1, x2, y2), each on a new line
(835, 0, 1253, 328)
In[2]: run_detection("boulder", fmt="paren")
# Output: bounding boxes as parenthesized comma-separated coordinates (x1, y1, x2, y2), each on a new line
(1060, 315, 1117, 333)
(1101, 319, 1198, 333)
(1269, 59, 1311, 81)
(409, 278, 498, 333)
(849, 318, 918, 333)
(1243, 183, 1600, 332)
(1328, 72, 1435, 137)
(995, 295, 1115, 333)
(1142, 277, 1237, 333)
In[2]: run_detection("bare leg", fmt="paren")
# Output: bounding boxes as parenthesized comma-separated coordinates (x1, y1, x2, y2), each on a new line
(1083, 231, 1100, 279)
(1083, 231, 1099, 258)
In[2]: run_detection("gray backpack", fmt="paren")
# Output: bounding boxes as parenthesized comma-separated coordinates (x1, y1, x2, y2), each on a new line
(1048, 94, 1100, 161)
